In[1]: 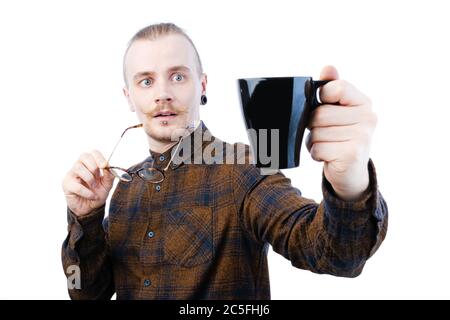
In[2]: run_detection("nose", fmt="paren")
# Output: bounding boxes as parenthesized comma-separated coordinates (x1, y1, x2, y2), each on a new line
(155, 94, 173, 105)
(154, 83, 173, 105)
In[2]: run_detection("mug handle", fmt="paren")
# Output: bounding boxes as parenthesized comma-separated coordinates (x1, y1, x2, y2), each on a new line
(311, 80, 332, 109)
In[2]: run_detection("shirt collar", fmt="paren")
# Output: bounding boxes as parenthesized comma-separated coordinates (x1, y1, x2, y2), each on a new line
(147, 120, 212, 171)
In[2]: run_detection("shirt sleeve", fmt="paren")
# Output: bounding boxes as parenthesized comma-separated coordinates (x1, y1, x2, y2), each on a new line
(61, 205, 115, 299)
(232, 159, 388, 277)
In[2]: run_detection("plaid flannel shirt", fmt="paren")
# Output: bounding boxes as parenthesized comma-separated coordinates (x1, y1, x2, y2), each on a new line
(62, 121, 388, 299)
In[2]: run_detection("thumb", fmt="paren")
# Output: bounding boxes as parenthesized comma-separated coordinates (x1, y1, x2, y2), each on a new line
(320, 65, 339, 81)
(100, 165, 115, 186)
(90, 150, 115, 186)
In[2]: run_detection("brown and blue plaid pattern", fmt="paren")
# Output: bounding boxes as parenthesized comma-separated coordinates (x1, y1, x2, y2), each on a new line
(62, 121, 388, 299)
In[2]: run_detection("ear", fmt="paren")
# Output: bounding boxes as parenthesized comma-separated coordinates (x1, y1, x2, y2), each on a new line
(123, 87, 135, 112)
(201, 73, 208, 94)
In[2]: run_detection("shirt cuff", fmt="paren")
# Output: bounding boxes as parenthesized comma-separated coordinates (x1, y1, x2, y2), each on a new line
(321, 159, 388, 253)
(67, 205, 106, 228)
(66, 205, 106, 250)
(322, 158, 378, 212)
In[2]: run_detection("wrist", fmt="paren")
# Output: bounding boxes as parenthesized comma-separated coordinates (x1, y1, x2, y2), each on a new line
(328, 163, 370, 201)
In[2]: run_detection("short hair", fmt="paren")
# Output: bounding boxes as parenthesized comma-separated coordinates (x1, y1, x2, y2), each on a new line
(123, 22, 203, 86)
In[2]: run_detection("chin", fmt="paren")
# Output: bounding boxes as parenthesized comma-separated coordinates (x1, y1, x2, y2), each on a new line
(146, 117, 188, 142)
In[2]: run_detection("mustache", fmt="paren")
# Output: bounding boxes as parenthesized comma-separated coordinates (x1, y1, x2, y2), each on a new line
(145, 105, 181, 117)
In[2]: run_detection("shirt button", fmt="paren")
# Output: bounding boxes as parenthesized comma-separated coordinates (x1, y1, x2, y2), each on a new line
(159, 155, 165, 161)
(155, 185, 161, 191)
(143, 279, 151, 287)
(147, 231, 155, 238)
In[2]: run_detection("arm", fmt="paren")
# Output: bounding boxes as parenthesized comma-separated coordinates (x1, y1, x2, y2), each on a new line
(61, 150, 116, 299)
(233, 159, 388, 277)
(61, 205, 115, 299)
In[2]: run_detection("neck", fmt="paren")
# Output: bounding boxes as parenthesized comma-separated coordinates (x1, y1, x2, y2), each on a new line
(148, 139, 179, 154)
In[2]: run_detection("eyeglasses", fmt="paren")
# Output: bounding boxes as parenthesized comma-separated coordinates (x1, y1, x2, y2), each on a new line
(105, 124, 186, 183)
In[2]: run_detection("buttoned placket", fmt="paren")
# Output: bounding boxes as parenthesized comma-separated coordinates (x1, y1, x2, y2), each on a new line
(140, 124, 205, 296)
(141, 150, 171, 294)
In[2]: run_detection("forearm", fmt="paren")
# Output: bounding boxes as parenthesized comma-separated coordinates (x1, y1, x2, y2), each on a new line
(316, 159, 388, 276)
(61, 205, 115, 300)
(237, 159, 388, 277)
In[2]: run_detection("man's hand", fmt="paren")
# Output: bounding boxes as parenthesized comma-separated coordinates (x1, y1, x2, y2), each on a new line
(62, 150, 115, 216)
(306, 66, 377, 201)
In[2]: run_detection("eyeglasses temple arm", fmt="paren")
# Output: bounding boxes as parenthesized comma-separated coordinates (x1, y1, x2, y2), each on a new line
(106, 124, 143, 167)
(162, 124, 196, 171)
(163, 136, 183, 171)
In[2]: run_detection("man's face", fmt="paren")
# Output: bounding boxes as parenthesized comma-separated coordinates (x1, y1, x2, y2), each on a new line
(123, 34, 207, 143)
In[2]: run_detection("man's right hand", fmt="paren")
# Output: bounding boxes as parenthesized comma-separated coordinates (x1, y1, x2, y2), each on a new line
(62, 150, 115, 217)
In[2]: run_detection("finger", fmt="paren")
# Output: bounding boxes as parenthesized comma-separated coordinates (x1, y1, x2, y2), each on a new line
(309, 104, 365, 128)
(319, 79, 370, 106)
(91, 150, 108, 169)
(91, 150, 114, 181)
(72, 161, 97, 189)
(309, 141, 347, 163)
(306, 125, 355, 151)
(75, 176, 90, 189)
(320, 65, 339, 81)
(64, 180, 98, 200)
(79, 153, 100, 178)
(306, 132, 313, 152)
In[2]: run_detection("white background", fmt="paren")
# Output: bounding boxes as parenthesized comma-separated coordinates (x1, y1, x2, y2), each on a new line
(0, 0, 449, 299)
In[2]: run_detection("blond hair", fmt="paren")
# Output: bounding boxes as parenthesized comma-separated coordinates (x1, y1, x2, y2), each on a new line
(123, 22, 203, 86)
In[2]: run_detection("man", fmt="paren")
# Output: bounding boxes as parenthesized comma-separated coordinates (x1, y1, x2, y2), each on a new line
(61, 22, 388, 299)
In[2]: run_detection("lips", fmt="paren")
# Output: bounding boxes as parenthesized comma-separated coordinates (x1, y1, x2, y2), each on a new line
(154, 110, 178, 118)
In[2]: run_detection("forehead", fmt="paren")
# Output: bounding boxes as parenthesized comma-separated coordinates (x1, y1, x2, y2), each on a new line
(125, 34, 197, 76)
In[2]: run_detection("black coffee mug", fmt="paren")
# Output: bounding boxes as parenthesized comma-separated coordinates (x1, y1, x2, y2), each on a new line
(237, 77, 330, 169)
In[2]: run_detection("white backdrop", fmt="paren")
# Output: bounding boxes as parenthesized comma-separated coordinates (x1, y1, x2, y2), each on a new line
(0, 0, 449, 299)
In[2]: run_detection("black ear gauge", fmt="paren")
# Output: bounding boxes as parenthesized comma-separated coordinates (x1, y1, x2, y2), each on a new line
(200, 94, 207, 105)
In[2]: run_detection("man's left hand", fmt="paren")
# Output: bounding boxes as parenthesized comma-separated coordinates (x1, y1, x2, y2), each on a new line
(306, 65, 377, 201)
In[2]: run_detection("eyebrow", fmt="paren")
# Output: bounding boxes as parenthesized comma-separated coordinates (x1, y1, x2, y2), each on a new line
(133, 65, 191, 81)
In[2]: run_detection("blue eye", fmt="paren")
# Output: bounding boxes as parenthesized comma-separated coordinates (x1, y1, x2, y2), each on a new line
(140, 79, 153, 87)
(173, 73, 184, 82)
